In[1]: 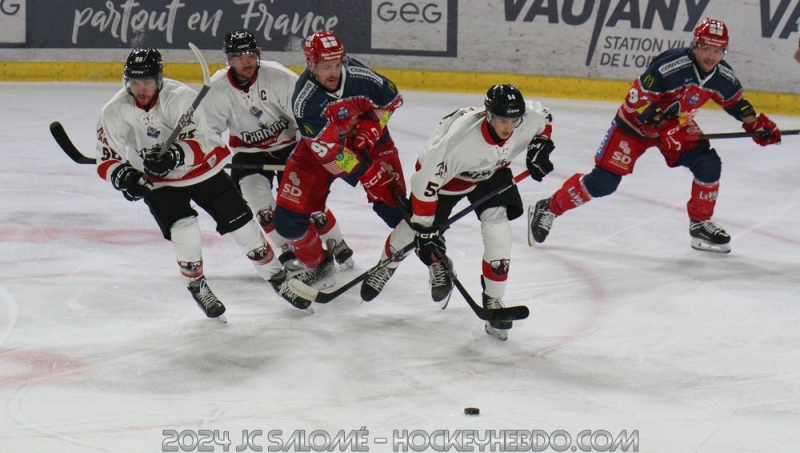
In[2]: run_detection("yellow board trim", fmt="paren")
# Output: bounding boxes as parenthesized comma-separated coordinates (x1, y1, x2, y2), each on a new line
(2, 61, 798, 115)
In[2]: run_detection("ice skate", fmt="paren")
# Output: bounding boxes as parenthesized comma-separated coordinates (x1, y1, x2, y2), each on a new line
(360, 265, 397, 302)
(528, 198, 556, 245)
(187, 276, 227, 323)
(279, 248, 334, 286)
(483, 293, 511, 341)
(327, 238, 354, 268)
(429, 257, 454, 307)
(290, 252, 336, 288)
(277, 279, 315, 312)
(689, 219, 731, 254)
(277, 252, 335, 311)
(267, 268, 287, 293)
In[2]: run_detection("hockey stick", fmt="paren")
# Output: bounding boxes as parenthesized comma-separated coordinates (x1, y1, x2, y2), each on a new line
(287, 169, 532, 308)
(699, 129, 800, 140)
(434, 249, 529, 322)
(49, 121, 285, 171)
(156, 42, 212, 157)
(393, 195, 529, 322)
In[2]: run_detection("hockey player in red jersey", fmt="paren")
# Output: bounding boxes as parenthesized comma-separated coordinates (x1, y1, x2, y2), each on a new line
(409, 84, 555, 340)
(273, 31, 416, 307)
(204, 29, 354, 290)
(529, 18, 781, 254)
(96, 48, 282, 322)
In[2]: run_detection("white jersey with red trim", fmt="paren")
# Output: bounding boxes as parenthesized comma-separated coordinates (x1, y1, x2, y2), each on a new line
(205, 60, 299, 154)
(95, 78, 230, 188)
(410, 102, 551, 227)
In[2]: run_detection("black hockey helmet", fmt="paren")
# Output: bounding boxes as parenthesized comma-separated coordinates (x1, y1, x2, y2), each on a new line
(484, 84, 526, 119)
(123, 47, 163, 93)
(224, 29, 261, 60)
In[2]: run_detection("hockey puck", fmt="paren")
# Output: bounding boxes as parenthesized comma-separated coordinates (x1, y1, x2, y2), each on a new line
(464, 407, 480, 415)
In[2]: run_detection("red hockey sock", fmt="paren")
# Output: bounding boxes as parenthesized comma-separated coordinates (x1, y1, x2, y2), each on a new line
(287, 228, 326, 268)
(550, 173, 591, 216)
(687, 180, 719, 221)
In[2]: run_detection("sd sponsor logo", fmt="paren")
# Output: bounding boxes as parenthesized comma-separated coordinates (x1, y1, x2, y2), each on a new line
(281, 172, 303, 203)
(610, 140, 633, 170)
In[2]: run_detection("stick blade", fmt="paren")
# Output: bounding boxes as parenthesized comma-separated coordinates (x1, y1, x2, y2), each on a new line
(187, 42, 211, 86)
(49, 121, 96, 164)
(485, 305, 530, 322)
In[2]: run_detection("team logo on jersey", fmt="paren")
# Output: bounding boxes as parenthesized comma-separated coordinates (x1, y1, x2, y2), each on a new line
(97, 127, 108, 145)
(336, 106, 350, 120)
(250, 106, 263, 118)
(642, 73, 656, 89)
(489, 259, 510, 278)
(242, 117, 290, 145)
(302, 122, 318, 136)
(688, 93, 700, 105)
(310, 212, 329, 230)
(147, 126, 161, 139)
(436, 162, 447, 179)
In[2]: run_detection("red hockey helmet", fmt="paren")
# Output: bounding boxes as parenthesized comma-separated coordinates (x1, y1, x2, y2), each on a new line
(693, 18, 729, 49)
(303, 31, 345, 63)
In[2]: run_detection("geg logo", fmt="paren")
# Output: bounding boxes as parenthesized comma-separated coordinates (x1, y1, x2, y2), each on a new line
(1, 0, 21, 15)
(376, 1, 442, 23)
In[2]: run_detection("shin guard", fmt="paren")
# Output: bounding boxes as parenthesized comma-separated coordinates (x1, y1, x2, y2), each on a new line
(550, 173, 592, 216)
(687, 179, 719, 221)
(287, 227, 326, 268)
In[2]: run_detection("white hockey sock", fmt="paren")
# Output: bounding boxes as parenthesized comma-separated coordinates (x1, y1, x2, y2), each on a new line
(171, 216, 203, 283)
(480, 208, 511, 299)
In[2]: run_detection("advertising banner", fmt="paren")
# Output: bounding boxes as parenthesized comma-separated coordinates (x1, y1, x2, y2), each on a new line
(0, 0, 457, 57)
(0, 0, 26, 44)
(1, 0, 799, 93)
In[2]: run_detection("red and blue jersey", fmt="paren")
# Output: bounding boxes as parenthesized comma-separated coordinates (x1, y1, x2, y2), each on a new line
(290, 57, 402, 178)
(616, 47, 750, 138)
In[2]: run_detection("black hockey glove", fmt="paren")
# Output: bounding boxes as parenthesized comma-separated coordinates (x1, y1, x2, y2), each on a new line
(638, 102, 679, 128)
(110, 164, 150, 202)
(142, 143, 185, 178)
(413, 224, 446, 267)
(526, 135, 555, 182)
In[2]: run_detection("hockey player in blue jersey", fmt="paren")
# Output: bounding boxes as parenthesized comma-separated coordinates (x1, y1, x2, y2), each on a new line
(529, 18, 782, 254)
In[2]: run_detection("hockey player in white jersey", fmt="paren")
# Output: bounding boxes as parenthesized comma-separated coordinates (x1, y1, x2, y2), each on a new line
(95, 47, 282, 322)
(407, 84, 555, 340)
(204, 29, 354, 285)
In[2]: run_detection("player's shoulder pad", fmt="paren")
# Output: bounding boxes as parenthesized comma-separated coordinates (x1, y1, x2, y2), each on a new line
(260, 60, 300, 80)
(159, 79, 197, 112)
(656, 54, 692, 78)
(716, 61, 737, 83)
(209, 67, 229, 85)
(162, 78, 196, 95)
(523, 100, 552, 124)
(345, 59, 385, 87)
(293, 78, 322, 119)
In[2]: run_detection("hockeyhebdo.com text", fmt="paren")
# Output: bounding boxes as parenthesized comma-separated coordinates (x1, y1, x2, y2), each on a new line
(162, 427, 640, 452)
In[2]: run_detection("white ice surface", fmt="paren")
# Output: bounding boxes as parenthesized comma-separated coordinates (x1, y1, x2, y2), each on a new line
(1, 82, 799, 452)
